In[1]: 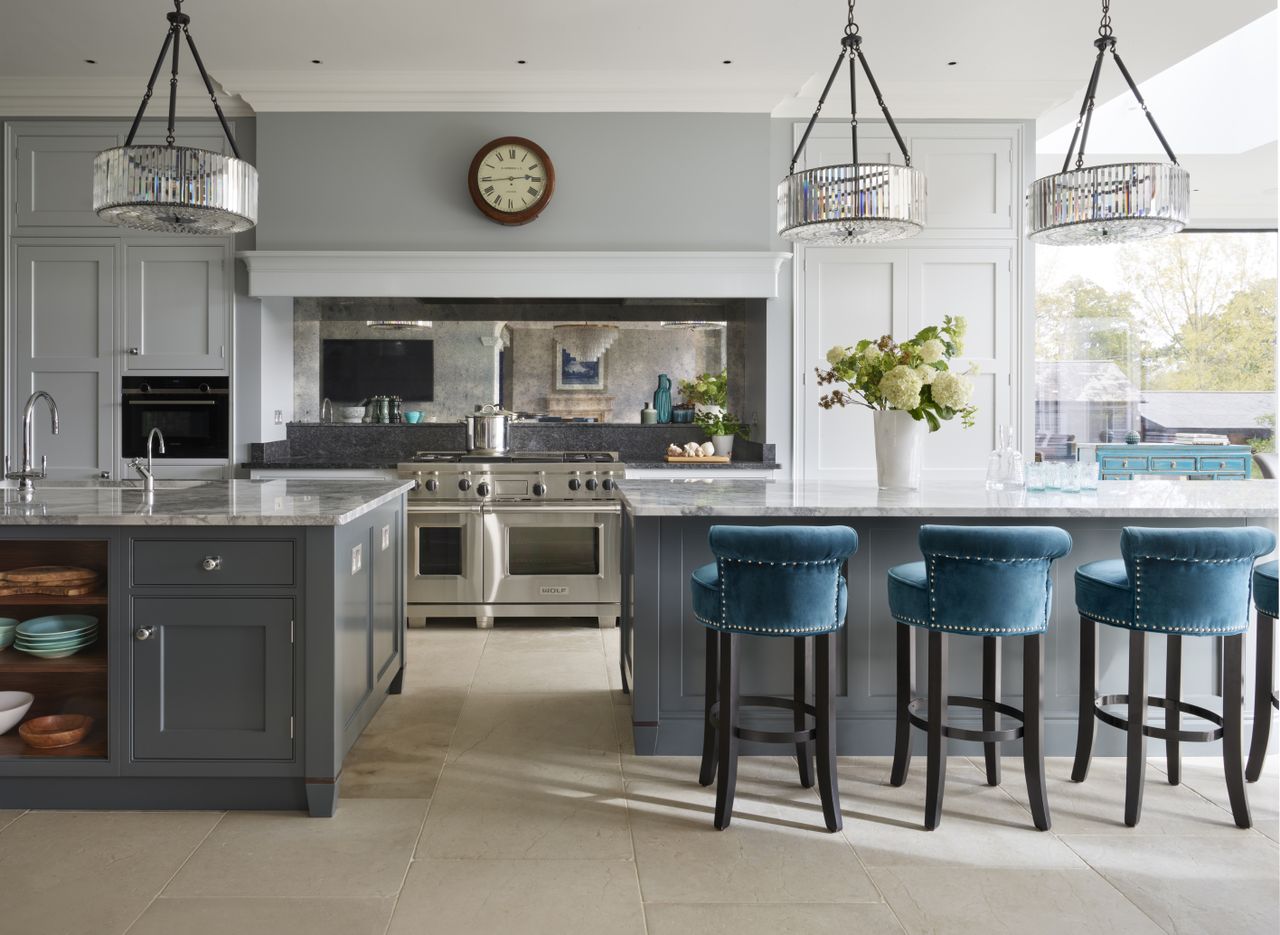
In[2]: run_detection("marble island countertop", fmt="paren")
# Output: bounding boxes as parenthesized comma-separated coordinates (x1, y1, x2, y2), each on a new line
(618, 478, 1279, 518)
(0, 478, 414, 526)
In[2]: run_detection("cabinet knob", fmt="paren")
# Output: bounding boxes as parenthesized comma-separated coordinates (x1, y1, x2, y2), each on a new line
(99, 471, 111, 479)
(128, 347, 140, 355)
(134, 626, 155, 641)
(201, 555, 222, 572)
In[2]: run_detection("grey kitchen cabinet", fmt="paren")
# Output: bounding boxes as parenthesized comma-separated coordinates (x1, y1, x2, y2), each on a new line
(371, 505, 403, 684)
(12, 129, 120, 229)
(131, 596, 295, 760)
(10, 240, 117, 479)
(124, 242, 230, 371)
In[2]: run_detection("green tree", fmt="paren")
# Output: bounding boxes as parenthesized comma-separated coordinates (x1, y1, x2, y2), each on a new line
(1145, 277, 1277, 391)
(1035, 275, 1140, 363)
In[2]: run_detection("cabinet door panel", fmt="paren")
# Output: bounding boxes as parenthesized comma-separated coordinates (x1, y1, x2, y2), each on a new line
(125, 243, 228, 371)
(132, 597, 294, 760)
(911, 137, 1014, 232)
(371, 510, 401, 681)
(14, 132, 119, 228)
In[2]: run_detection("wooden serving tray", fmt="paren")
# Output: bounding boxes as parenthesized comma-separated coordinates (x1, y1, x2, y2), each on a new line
(0, 566, 101, 596)
(665, 455, 731, 464)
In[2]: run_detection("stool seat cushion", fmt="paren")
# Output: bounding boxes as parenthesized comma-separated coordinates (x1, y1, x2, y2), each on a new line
(1074, 526, 1276, 636)
(1256, 560, 1278, 619)
(887, 561, 929, 626)
(691, 560, 849, 636)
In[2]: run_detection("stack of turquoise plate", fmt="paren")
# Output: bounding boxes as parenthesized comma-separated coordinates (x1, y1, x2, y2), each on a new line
(14, 615, 99, 659)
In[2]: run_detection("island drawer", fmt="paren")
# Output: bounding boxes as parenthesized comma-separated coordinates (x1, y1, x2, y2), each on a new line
(132, 539, 296, 587)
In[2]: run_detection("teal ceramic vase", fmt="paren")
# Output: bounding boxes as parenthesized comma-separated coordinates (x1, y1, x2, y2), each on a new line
(653, 374, 673, 424)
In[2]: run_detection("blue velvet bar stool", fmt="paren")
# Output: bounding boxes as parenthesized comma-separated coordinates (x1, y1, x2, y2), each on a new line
(887, 525, 1072, 832)
(691, 524, 857, 832)
(1072, 527, 1276, 829)
(1246, 560, 1278, 783)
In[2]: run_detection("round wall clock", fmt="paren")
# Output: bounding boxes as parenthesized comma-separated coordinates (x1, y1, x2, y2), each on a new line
(467, 136, 555, 225)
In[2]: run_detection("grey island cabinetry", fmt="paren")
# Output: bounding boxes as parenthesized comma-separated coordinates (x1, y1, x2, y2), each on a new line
(0, 479, 410, 817)
(619, 479, 1279, 757)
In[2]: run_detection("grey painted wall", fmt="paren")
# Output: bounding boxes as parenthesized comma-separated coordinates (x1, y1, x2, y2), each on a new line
(255, 112, 774, 251)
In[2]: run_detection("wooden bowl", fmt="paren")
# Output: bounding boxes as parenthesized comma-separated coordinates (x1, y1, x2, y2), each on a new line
(19, 714, 93, 748)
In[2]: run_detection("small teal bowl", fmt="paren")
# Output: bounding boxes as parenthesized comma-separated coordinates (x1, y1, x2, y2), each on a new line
(17, 615, 99, 639)
(0, 617, 19, 651)
(405, 410, 424, 424)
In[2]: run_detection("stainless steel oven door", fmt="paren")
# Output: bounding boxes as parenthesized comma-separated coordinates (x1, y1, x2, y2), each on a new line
(482, 503, 621, 605)
(407, 505, 484, 604)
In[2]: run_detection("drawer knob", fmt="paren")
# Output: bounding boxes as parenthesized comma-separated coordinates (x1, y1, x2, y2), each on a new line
(134, 626, 155, 641)
(201, 555, 223, 572)
(128, 347, 140, 355)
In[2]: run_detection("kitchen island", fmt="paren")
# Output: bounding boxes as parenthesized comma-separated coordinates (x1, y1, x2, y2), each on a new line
(0, 478, 411, 816)
(619, 478, 1279, 756)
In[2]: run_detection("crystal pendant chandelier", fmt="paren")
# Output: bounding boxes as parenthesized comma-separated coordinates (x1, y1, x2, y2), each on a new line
(93, 0, 257, 235)
(553, 324, 620, 363)
(778, 0, 926, 245)
(1026, 0, 1189, 246)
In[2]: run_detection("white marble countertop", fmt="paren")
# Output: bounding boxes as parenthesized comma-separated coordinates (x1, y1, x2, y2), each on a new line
(618, 478, 1279, 518)
(0, 479, 414, 526)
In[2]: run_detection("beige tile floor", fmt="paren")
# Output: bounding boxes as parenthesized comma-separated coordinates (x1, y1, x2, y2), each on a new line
(0, 622, 1276, 935)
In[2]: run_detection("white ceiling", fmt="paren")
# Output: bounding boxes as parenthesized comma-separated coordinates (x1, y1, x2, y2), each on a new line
(0, 0, 1272, 118)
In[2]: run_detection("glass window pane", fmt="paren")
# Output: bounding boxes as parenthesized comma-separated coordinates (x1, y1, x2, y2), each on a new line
(508, 527, 599, 576)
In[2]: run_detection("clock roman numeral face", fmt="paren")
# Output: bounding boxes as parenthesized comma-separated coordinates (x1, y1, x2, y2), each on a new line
(476, 142, 547, 213)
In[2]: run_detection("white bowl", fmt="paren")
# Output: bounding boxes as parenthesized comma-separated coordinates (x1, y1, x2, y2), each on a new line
(0, 691, 35, 734)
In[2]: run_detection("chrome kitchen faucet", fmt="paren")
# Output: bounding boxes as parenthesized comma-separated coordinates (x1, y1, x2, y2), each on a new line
(5, 391, 60, 500)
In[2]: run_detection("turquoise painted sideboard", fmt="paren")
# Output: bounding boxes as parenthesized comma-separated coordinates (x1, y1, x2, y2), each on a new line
(1089, 444, 1253, 480)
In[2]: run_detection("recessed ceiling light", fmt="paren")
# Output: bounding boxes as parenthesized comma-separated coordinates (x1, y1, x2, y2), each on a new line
(84, 59, 97, 64)
(311, 59, 322, 64)
(722, 59, 733, 64)
(517, 59, 527, 64)
(947, 60, 957, 66)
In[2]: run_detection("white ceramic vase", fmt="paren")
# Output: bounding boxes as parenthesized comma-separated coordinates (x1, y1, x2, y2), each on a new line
(873, 409, 925, 489)
(711, 434, 735, 457)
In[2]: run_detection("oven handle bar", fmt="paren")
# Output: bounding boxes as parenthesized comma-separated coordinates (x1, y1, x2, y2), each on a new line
(482, 502, 621, 514)
(407, 504, 484, 515)
(123, 399, 219, 406)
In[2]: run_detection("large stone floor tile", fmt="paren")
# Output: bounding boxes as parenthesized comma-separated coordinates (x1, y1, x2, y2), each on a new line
(614, 706, 635, 755)
(164, 799, 425, 900)
(870, 866, 1165, 935)
(838, 758, 1086, 869)
(990, 756, 1248, 834)
(341, 722, 449, 800)
(126, 897, 395, 935)
(1150, 755, 1279, 833)
(387, 858, 646, 935)
(470, 649, 609, 693)
(483, 621, 611, 652)
(0, 811, 222, 935)
(626, 758, 879, 905)
(644, 902, 905, 934)
(446, 691, 619, 763)
(416, 751, 632, 859)
(1062, 834, 1280, 935)
(0, 809, 24, 833)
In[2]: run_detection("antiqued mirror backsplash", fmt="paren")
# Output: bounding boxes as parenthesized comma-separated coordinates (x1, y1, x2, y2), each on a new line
(293, 298, 763, 426)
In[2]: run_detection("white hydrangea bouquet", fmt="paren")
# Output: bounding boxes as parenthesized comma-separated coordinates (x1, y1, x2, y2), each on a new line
(816, 315, 977, 430)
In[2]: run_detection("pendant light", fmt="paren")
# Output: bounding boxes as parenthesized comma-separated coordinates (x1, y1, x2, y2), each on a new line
(1027, 0, 1189, 245)
(553, 324, 619, 363)
(778, 0, 926, 245)
(93, 0, 257, 235)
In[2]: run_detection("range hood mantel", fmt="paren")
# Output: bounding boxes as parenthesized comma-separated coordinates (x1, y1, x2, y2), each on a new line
(237, 251, 790, 299)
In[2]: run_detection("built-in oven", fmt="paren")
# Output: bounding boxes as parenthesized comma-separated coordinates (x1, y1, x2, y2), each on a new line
(407, 505, 484, 605)
(121, 376, 230, 459)
(481, 502, 621, 606)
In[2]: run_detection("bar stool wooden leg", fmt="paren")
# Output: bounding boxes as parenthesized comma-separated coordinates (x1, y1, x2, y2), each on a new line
(698, 628, 719, 787)
(1223, 633, 1252, 829)
(794, 635, 815, 789)
(1072, 615, 1098, 783)
(1247, 611, 1275, 783)
(890, 622, 915, 787)
(1023, 632, 1050, 831)
(815, 631, 842, 832)
(1125, 630, 1147, 828)
(982, 635, 1001, 787)
(1166, 634, 1182, 786)
(924, 630, 948, 831)
(713, 632, 740, 830)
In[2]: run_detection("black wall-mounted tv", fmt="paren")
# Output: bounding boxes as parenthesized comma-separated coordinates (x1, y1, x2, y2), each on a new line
(321, 338, 434, 402)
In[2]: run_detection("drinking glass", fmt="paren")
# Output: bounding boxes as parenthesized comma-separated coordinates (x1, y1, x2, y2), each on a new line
(1025, 462, 1046, 491)
(1079, 461, 1099, 490)
(1044, 461, 1063, 490)
(1062, 462, 1082, 493)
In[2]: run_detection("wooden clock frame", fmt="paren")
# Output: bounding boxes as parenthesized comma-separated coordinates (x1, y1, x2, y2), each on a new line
(466, 136, 556, 226)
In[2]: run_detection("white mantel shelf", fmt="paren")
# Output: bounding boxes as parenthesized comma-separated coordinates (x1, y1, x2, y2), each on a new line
(236, 251, 791, 299)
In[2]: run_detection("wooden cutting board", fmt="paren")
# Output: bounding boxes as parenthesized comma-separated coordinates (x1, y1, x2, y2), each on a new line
(665, 456, 731, 464)
(0, 566, 101, 596)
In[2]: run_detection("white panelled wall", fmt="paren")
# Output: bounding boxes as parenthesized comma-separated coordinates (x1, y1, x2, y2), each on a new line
(789, 121, 1034, 482)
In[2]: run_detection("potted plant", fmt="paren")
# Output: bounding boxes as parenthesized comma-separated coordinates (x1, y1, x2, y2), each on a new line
(816, 315, 977, 489)
(695, 409, 750, 457)
(678, 370, 728, 418)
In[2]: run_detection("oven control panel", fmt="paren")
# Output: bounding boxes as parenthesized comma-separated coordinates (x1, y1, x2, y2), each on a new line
(404, 465, 624, 502)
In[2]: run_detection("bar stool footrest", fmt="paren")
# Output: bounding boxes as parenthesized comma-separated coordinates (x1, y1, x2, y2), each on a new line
(907, 695, 1025, 743)
(710, 695, 820, 746)
(1094, 693, 1225, 742)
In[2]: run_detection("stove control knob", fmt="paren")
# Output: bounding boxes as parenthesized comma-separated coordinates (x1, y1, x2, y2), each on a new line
(458, 478, 472, 492)
(476, 482, 491, 498)
(425, 478, 439, 492)
(533, 483, 547, 497)
(568, 478, 582, 491)
(602, 478, 615, 491)
(585, 478, 599, 491)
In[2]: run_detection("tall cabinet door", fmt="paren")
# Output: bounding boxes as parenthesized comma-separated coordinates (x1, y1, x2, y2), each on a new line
(11, 241, 116, 479)
(124, 243, 229, 371)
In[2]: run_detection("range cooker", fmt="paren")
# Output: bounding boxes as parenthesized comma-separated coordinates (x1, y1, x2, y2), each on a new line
(398, 452, 624, 629)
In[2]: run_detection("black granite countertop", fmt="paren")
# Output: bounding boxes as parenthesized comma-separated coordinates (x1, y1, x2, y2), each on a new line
(244, 458, 777, 471)
(625, 460, 780, 470)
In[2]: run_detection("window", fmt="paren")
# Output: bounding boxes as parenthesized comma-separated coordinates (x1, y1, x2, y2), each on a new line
(1034, 231, 1277, 463)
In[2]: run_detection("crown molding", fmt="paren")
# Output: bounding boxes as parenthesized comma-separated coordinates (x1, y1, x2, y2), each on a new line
(217, 68, 808, 113)
(237, 251, 792, 299)
(0, 77, 254, 117)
